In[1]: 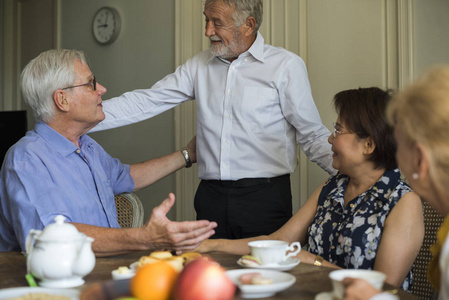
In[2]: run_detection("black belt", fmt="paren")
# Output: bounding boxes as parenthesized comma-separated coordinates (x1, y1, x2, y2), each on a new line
(204, 174, 289, 188)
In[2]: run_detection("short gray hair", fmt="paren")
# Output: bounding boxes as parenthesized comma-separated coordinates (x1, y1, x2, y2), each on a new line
(205, 0, 263, 32)
(20, 49, 87, 123)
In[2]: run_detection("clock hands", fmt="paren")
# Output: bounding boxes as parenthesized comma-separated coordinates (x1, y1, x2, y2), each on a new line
(97, 11, 109, 28)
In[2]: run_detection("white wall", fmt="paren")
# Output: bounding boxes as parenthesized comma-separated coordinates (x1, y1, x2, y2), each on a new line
(306, 0, 396, 194)
(413, 0, 449, 77)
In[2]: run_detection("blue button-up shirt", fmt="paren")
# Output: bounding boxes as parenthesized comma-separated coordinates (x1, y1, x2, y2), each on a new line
(92, 33, 335, 180)
(0, 122, 134, 251)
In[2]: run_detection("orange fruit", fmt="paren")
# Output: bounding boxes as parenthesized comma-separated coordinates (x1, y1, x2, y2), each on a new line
(130, 260, 178, 300)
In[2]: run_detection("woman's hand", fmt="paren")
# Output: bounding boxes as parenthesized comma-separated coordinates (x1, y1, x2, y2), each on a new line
(342, 278, 381, 300)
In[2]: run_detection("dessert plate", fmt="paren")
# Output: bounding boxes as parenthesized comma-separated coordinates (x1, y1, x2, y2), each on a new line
(237, 257, 300, 271)
(226, 269, 295, 298)
(0, 287, 80, 300)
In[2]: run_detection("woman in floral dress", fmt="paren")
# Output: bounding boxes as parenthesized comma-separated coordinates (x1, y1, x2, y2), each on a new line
(343, 67, 449, 299)
(198, 87, 424, 290)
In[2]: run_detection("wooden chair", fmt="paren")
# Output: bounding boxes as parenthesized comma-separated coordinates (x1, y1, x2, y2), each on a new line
(411, 200, 443, 300)
(114, 193, 144, 228)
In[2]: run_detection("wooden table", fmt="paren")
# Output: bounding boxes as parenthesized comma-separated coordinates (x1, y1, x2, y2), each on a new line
(0, 251, 417, 299)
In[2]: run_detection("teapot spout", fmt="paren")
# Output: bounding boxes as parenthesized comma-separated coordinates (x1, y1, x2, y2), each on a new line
(73, 236, 95, 277)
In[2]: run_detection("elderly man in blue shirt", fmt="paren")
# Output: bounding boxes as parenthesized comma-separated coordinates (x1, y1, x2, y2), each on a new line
(0, 49, 217, 256)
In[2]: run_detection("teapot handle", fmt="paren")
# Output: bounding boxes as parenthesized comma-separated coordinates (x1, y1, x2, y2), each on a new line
(25, 229, 41, 273)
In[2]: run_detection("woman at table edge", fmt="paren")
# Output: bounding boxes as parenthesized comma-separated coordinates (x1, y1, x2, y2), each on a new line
(197, 87, 424, 290)
(343, 66, 449, 299)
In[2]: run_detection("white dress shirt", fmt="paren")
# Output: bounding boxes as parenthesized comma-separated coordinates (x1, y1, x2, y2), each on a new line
(93, 33, 335, 180)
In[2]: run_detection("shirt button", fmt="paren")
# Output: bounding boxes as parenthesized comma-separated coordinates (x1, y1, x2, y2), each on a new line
(226, 114, 230, 119)
(223, 139, 227, 143)
(76, 149, 81, 154)
(349, 204, 355, 208)
(331, 246, 335, 250)
(332, 222, 337, 226)
(231, 66, 235, 70)
(227, 89, 231, 94)
(244, 59, 247, 62)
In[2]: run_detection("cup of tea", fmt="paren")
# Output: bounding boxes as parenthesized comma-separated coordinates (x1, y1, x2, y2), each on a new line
(329, 269, 386, 299)
(247, 240, 301, 266)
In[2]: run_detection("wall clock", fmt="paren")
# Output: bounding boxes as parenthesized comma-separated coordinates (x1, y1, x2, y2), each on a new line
(92, 7, 121, 45)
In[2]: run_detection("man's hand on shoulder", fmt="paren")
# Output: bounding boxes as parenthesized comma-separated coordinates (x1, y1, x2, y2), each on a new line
(141, 193, 217, 251)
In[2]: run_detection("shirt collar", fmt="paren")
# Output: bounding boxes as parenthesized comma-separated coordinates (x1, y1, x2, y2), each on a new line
(246, 32, 265, 63)
(34, 122, 91, 157)
(333, 168, 401, 204)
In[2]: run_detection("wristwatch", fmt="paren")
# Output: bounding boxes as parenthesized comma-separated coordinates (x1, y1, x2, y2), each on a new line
(314, 255, 323, 266)
(181, 148, 192, 168)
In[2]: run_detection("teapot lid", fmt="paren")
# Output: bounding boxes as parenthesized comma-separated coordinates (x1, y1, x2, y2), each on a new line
(38, 215, 83, 240)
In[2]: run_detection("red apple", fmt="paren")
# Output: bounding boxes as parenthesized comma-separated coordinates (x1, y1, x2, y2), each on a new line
(172, 257, 236, 300)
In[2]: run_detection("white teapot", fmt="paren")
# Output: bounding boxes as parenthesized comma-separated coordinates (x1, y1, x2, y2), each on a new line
(25, 215, 95, 288)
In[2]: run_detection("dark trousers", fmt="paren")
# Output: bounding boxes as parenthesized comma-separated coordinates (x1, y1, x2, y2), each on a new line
(194, 174, 292, 239)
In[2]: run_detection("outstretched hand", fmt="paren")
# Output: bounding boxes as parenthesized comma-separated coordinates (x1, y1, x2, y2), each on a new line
(142, 193, 216, 251)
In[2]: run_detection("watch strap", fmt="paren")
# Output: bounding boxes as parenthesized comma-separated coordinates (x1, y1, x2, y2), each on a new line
(181, 148, 192, 168)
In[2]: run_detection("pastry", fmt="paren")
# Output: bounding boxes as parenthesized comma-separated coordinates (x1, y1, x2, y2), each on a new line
(239, 255, 261, 267)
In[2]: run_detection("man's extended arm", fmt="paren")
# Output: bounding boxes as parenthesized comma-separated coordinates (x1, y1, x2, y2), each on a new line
(73, 193, 216, 257)
(130, 137, 196, 190)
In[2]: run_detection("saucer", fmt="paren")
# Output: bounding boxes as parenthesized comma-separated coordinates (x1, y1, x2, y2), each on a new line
(315, 291, 338, 300)
(237, 257, 300, 271)
(0, 287, 80, 300)
(226, 269, 295, 298)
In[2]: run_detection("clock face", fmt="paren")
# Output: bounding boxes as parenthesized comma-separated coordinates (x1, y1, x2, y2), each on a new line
(93, 7, 121, 45)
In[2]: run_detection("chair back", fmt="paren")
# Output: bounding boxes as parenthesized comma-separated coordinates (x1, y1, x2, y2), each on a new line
(114, 192, 144, 228)
(411, 200, 443, 299)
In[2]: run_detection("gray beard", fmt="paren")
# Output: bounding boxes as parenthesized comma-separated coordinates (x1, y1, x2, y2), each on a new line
(210, 43, 236, 59)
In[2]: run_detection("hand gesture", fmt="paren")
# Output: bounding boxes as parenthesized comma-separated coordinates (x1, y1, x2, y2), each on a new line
(141, 193, 216, 251)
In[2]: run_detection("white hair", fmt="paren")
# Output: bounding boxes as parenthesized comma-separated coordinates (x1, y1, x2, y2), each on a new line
(20, 49, 87, 123)
(205, 0, 263, 32)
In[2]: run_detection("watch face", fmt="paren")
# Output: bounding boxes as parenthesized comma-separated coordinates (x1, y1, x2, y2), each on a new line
(93, 7, 121, 45)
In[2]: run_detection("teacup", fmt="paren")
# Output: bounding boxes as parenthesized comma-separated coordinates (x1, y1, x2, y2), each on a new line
(248, 240, 301, 266)
(329, 269, 386, 299)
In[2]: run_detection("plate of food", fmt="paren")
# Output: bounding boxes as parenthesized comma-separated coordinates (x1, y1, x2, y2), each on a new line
(129, 251, 202, 273)
(226, 269, 296, 298)
(0, 287, 80, 300)
(237, 255, 300, 271)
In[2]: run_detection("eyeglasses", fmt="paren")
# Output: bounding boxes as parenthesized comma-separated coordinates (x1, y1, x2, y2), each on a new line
(332, 122, 351, 138)
(61, 77, 96, 91)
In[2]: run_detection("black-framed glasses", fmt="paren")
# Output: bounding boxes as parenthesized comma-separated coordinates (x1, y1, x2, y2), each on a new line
(61, 77, 96, 91)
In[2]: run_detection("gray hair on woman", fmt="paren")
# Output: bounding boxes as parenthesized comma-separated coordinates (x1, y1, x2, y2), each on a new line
(20, 49, 87, 123)
(205, 0, 263, 32)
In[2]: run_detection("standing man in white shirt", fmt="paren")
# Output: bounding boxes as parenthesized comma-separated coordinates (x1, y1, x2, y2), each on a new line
(92, 0, 335, 239)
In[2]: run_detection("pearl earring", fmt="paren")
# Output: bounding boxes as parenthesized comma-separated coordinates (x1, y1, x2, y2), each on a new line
(412, 173, 419, 180)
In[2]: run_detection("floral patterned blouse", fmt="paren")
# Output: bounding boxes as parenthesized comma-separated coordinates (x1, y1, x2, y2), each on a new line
(306, 168, 413, 291)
